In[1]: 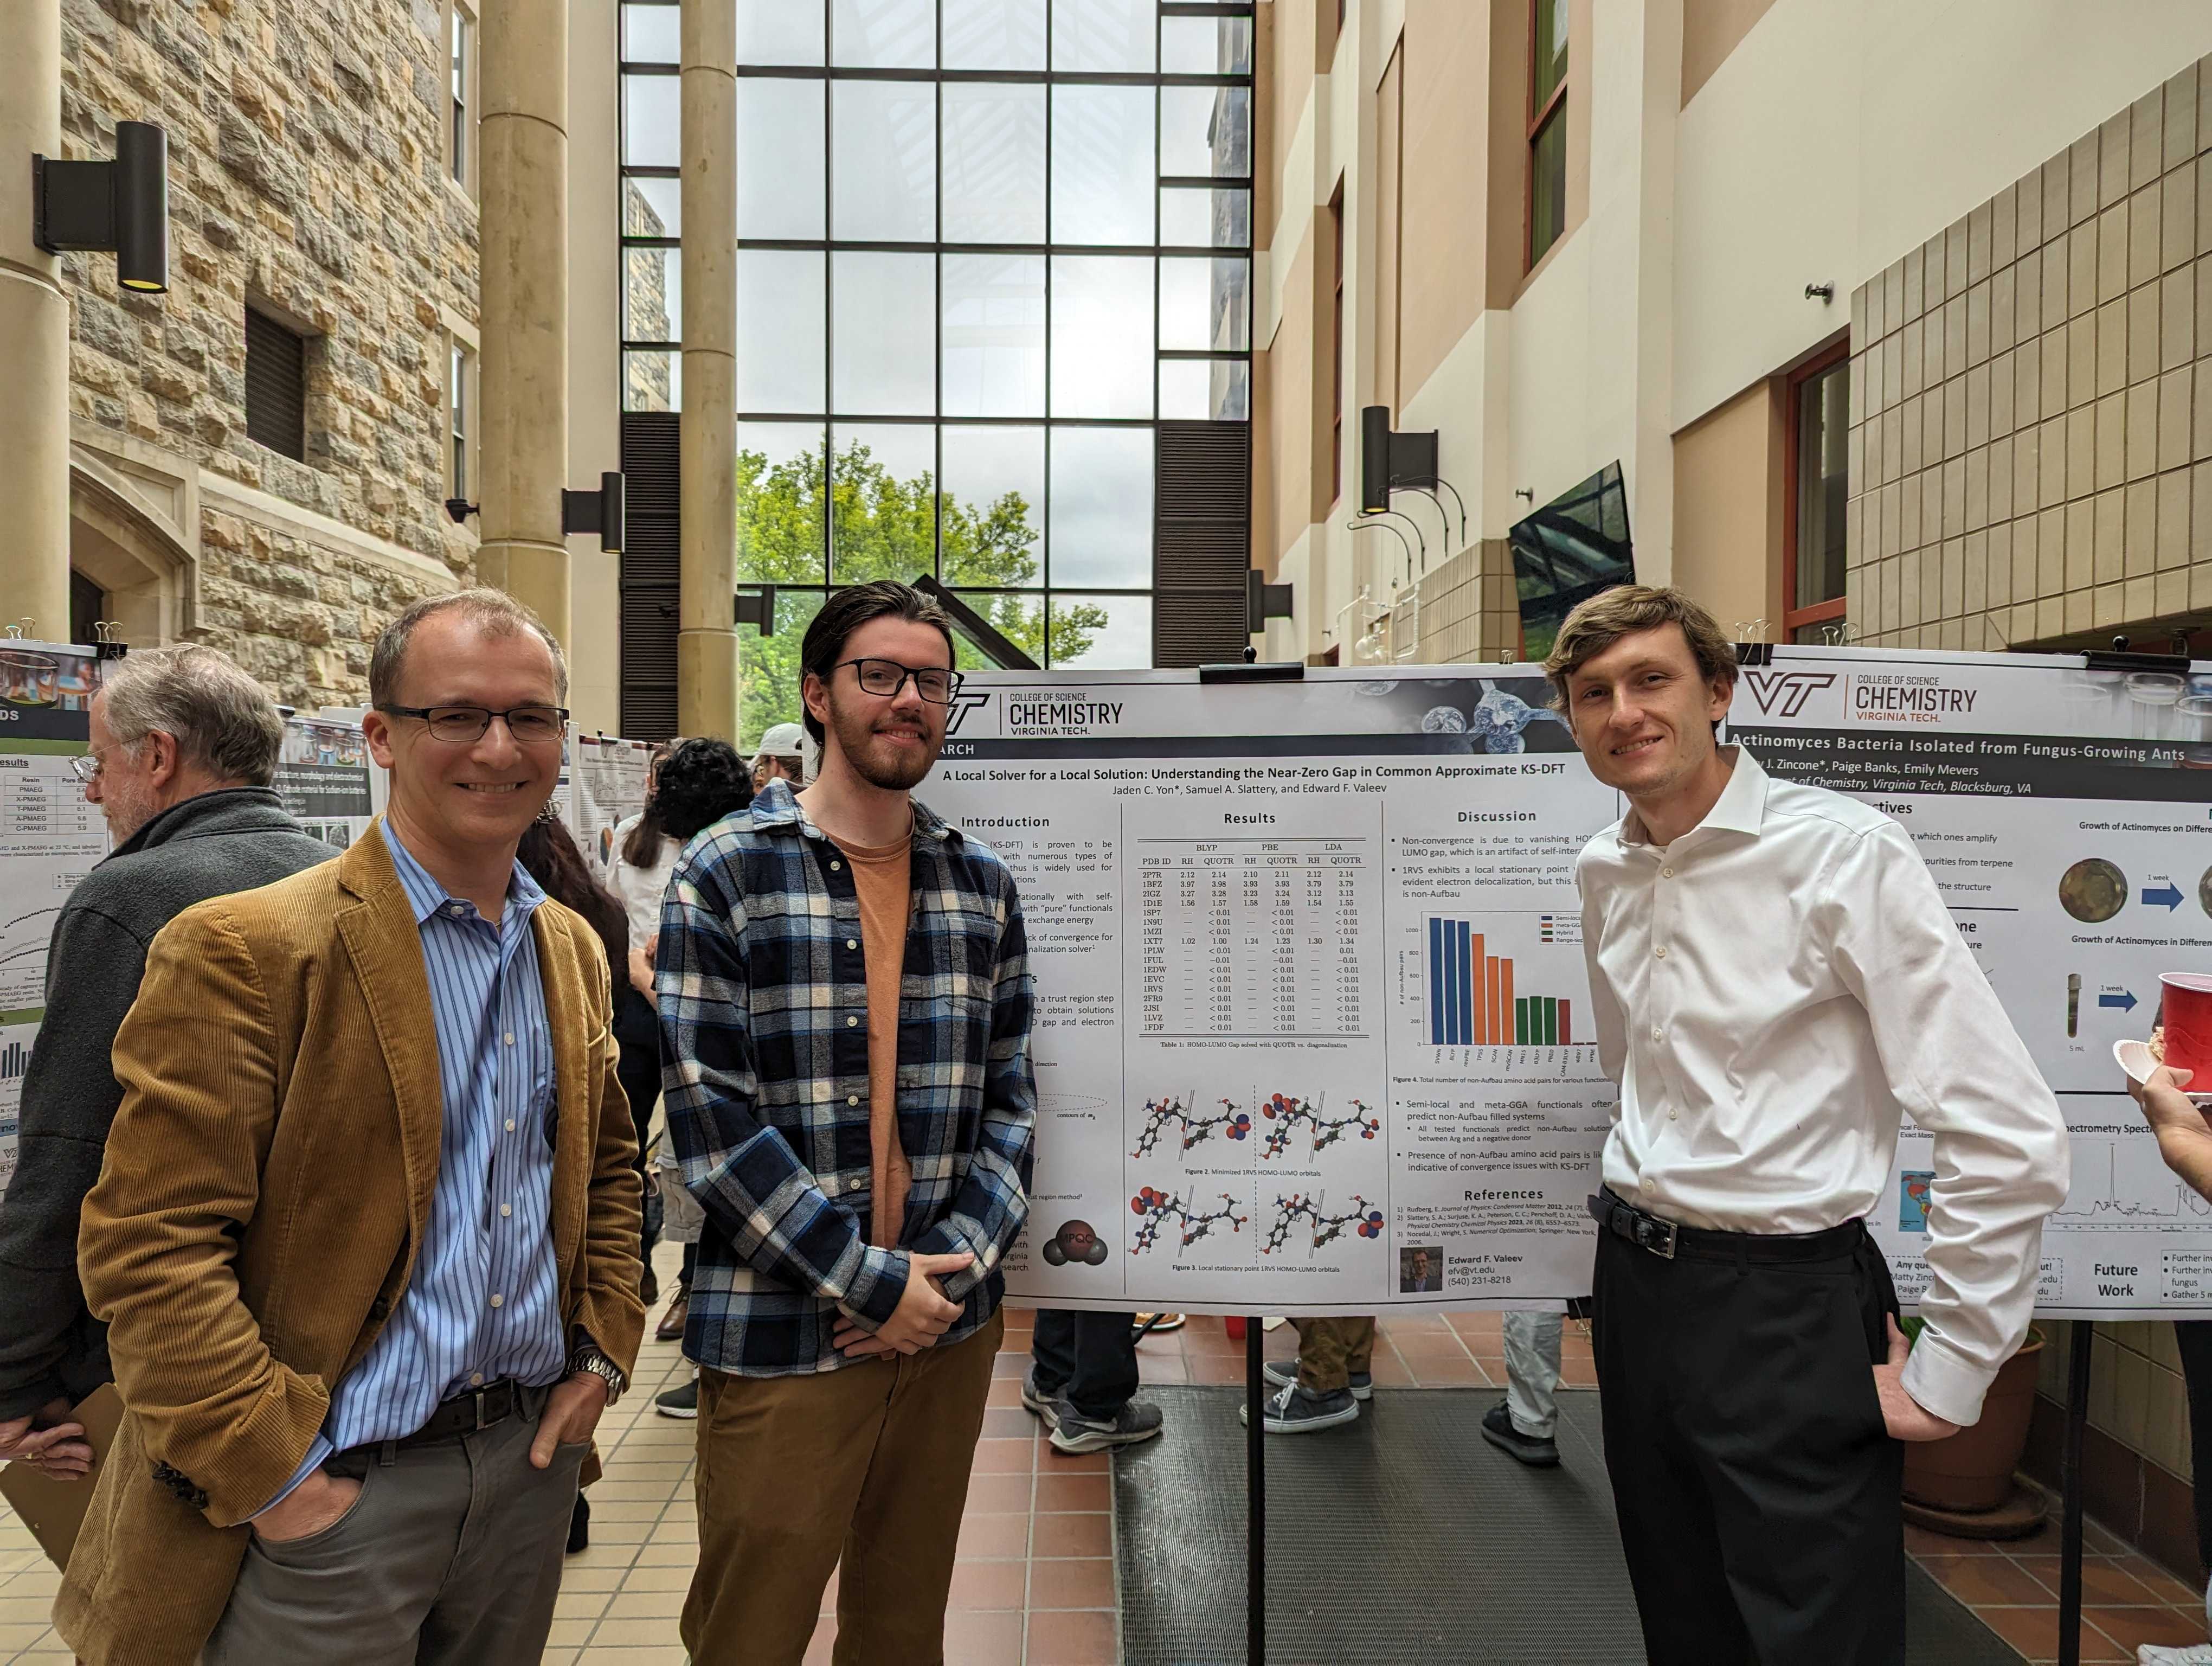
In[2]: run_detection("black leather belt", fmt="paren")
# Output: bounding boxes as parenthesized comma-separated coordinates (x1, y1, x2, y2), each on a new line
(328, 1379, 551, 1475)
(1587, 1188, 1867, 1264)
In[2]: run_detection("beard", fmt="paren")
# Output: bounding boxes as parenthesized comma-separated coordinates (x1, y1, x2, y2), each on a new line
(827, 696, 941, 791)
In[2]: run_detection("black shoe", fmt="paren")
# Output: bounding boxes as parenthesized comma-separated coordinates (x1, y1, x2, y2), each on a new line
(1239, 1381, 1359, 1433)
(1020, 1365, 1062, 1431)
(654, 1377, 698, 1419)
(640, 1263, 659, 1305)
(1261, 1356, 1373, 1401)
(1050, 1399, 1163, 1454)
(1480, 1400, 1559, 1467)
(567, 1491, 590, 1554)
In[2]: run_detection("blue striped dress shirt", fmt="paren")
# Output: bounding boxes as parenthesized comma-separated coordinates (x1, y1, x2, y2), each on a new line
(255, 823, 567, 1513)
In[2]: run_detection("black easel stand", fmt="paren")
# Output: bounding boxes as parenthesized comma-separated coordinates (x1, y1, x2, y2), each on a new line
(1246, 1315, 1266, 1666)
(2058, 1319, 2093, 1666)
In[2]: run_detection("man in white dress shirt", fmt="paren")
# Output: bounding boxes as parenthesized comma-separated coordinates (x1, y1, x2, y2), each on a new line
(1546, 585, 2068, 1666)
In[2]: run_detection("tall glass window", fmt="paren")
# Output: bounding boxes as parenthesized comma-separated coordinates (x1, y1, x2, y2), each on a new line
(619, 0, 1256, 735)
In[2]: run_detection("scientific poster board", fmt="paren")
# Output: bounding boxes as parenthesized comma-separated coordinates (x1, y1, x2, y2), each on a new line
(274, 715, 373, 850)
(0, 642, 106, 1192)
(925, 647, 2212, 1319)
(571, 733, 653, 873)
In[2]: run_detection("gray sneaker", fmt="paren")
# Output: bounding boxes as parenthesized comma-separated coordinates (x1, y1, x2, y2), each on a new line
(1049, 1399, 1163, 1454)
(1020, 1365, 1061, 1431)
(1480, 1400, 1559, 1467)
(1262, 1356, 1372, 1401)
(1238, 1381, 1359, 1433)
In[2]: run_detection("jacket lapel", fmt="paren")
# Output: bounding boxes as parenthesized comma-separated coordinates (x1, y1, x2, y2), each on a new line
(333, 825, 446, 1248)
(531, 904, 592, 1285)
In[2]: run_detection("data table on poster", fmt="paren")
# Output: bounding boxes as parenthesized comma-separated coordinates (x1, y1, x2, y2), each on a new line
(1134, 836, 1368, 1040)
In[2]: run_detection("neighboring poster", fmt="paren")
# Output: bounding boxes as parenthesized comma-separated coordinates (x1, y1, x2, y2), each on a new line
(274, 716, 372, 849)
(922, 667, 1621, 1316)
(1724, 644, 2212, 1319)
(570, 733, 653, 872)
(0, 642, 106, 1191)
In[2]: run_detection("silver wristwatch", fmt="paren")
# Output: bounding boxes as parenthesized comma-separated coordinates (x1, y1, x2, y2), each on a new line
(568, 1343, 627, 1406)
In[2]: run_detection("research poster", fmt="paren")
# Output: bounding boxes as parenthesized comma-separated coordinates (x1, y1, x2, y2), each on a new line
(922, 667, 1623, 1315)
(274, 715, 373, 849)
(0, 641, 105, 1193)
(1724, 644, 2212, 1320)
(571, 733, 653, 873)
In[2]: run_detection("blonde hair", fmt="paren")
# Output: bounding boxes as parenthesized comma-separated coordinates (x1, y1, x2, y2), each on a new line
(1541, 585, 1738, 710)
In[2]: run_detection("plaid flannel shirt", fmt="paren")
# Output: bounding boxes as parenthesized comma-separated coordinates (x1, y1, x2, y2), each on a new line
(657, 779, 1036, 1375)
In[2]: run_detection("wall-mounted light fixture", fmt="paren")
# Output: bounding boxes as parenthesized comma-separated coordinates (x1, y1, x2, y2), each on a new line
(33, 120, 169, 293)
(561, 471, 627, 553)
(1246, 571, 1293, 635)
(734, 584, 778, 636)
(1804, 281, 1835, 303)
(443, 498, 478, 524)
(1362, 405, 1468, 546)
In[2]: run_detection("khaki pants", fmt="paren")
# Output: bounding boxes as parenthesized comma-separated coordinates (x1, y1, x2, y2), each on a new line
(682, 1308, 1004, 1666)
(1292, 1314, 1375, 1394)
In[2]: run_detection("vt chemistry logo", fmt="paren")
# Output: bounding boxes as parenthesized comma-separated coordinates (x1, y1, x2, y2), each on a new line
(942, 690, 992, 737)
(1740, 670, 1838, 719)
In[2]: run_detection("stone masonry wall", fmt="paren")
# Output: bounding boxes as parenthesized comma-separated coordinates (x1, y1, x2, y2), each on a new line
(57, 0, 476, 704)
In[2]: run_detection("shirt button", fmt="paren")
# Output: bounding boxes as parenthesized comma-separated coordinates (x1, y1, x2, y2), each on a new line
(503, 1033, 515, 1046)
(847, 1094, 860, 1106)
(846, 939, 858, 951)
(1669, 1110, 1679, 1121)
(505, 1119, 516, 1132)
(848, 1176, 865, 1193)
(489, 1293, 504, 1308)
(500, 1203, 512, 1218)
(1654, 946, 1667, 959)
(470, 1372, 485, 1387)
(1650, 1027, 1662, 1042)
(847, 1015, 859, 1027)
(1661, 867, 1674, 878)
(830, 860, 843, 872)
(448, 903, 467, 917)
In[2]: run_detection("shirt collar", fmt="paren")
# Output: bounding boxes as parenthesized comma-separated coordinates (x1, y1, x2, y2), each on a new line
(1617, 745, 1769, 850)
(381, 818, 546, 926)
(748, 777, 961, 848)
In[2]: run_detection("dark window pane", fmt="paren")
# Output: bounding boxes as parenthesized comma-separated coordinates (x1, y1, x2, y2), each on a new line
(830, 424, 938, 584)
(1529, 107, 1566, 264)
(943, 0, 1045, 69)
(1160, 358, 1249, 421)
(739, 0, 826, 64)
(737, 422, 827, 582)
(833, 81, 936, 241)
(1051, 86, 1155, 246)
(1050, 256, 1153, 418)
(1161, 15, 1252, 75)
(1796, 362, 1849, 609)
(1161, 185, 1251, 249)
(623, 246, 681, 342)
(943, 254, 1045, 417)
(738, 250, 826, 411)
(623, 349, 681, 412)
(621, 3, 679, 62)
(1049, 427, 1151, 586)
(623, 176, 681, 238)
(1790, 618, 1847, 646)
(1532, 0, 1568, 109)
(1160, 257, 1250, 351)
(833, 0, 933, 68)
(946, 592, 1047, 667)
(740, 79, 825, 240)
(244, 307, 307, 462)
(942, 83, 1045, 243)
(1161, 85, 1250, 178)
(621, 74, 680, 167)
(1050, 0, 1153, 72)
(833, 252, 935, 415)
(1049, 593, 1153, 668)
(740, 587, 828, 753)
(941, 426, 1045, 588)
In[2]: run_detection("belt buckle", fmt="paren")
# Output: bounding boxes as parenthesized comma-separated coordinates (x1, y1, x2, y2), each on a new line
(1636, 1215, 1677, 1260)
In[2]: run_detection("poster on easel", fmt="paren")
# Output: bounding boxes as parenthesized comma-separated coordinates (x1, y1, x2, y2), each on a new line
(0, 640, 107, 1193)
(569, 733, 653, 873)
(274, 715, 373, 850)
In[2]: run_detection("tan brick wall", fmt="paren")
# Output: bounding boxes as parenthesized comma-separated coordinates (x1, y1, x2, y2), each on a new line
(1846, 56, 2212, 652)
(1413, 537, 1520, 663)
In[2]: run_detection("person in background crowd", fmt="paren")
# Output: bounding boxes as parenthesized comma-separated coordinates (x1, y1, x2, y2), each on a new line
(1552, 584, 2068, 1666)
(1245, 1316, 1373, 1433)
(50, 591, 645, 1666)
(659, 581, 1034, 1665)
(750, 720, 806, 794)
(1482, 1312, 1565, 1466)
(1024, 1309, 1161, 1452)
(0, 646, 332, 1483)
(603, 742, 677, 1306)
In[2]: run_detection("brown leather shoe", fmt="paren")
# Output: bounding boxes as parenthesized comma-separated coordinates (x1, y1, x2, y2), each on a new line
(655, 1289, 689, 1342)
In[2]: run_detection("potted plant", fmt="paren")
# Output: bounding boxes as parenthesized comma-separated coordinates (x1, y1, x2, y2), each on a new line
(1898, 1316, 2047, 1530)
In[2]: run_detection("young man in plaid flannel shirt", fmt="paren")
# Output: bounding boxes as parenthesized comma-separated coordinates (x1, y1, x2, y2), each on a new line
(658, 581, 1036, 1666)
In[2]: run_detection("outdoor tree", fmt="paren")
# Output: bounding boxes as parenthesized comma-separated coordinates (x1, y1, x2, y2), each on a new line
(734, 439, 1108, 744)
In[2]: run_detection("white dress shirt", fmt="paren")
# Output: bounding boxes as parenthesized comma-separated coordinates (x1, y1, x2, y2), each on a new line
(1576, 746, 2069, 1427)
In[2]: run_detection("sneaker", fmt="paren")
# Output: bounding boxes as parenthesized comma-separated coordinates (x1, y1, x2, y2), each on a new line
(654, 1289, 690, 1343)
(1133, 1312, 1186, 1334)
(1238, 1381, 1359, 1434)
(654, 1376, 698, 1419)
(1020, 1365, 1062, 1431)
(1050, 1399, 1164, 1454)
(1480, 1400, 1559, 1468)
(2138, 1647, 2212, 1663)
(1261, 1356, 1373, 1401)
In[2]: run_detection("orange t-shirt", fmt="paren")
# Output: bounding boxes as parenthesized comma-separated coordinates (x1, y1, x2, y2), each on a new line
(840, 829, 914, 1248)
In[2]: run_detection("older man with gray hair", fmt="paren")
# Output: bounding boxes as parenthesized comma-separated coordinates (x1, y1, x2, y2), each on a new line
(0, 644, 332, 1479)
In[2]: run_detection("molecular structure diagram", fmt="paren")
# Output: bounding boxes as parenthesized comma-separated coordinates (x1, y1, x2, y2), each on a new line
(1468, 680, 1571, 755)
(1262, 1193, 1385, 1257)
(1130, 1094, 1253, 1160)
(1130, 1187, 1250, 1255)
(1258, 1094, 1382, 1161)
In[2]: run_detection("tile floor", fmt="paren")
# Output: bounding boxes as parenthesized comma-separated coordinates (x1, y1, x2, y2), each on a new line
(2, 1281, 2203, 1664)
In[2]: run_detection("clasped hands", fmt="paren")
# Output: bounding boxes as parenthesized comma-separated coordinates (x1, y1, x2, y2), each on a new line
(0, 1397, 92, 1479)
(831, 1250, 974, 1359)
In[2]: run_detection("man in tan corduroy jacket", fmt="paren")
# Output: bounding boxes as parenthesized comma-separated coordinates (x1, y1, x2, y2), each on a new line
(52, 591, 647, 1665)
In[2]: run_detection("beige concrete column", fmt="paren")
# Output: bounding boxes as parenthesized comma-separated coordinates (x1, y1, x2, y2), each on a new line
(0, 2, 73, 638)
(677, 0, 738, 740)
(477, 0, 571, 648)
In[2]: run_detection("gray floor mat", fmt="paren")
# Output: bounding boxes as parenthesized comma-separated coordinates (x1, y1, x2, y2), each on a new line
(1113, 1385, 2023, 1665)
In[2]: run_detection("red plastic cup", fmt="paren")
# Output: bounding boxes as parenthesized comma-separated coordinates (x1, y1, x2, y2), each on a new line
(2162, 973, 2212, 1078)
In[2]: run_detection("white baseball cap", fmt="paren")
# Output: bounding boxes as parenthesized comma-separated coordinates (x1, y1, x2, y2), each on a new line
(756, 721, 806, 759)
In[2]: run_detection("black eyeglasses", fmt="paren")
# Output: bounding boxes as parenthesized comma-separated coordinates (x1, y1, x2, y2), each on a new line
(377, 703, 569, 743)
(835, 659, 963, 704)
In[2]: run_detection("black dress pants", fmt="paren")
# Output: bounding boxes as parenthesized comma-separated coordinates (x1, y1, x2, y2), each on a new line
(1590, 1214, 1905, 1666)
(1030, 1310, 1138, 1421)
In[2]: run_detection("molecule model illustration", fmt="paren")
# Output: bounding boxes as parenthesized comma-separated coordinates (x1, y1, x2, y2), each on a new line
(1262, 1193, 1385, 1257)
(1130, 1187, 1250, 1255)
(1258, 1094, 1381, 1161)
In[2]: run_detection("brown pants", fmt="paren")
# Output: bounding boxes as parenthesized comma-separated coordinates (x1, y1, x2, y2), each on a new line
(1293, 1314, 1376, 1394)
(682, 1308, 1004, 1666)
